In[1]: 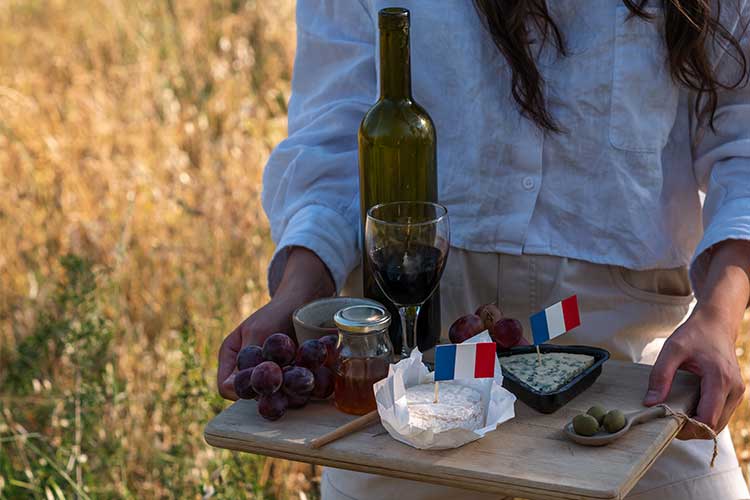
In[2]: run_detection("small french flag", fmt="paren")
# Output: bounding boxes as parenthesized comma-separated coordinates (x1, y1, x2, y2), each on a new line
(530, 295, 581, 345)
(434, 342, 496, 381)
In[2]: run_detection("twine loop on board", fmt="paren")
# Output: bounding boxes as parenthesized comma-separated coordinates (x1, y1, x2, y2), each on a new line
(659, 404, 718, 468)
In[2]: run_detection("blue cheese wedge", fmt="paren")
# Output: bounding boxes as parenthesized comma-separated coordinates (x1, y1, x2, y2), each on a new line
(500, 353, 594, 393)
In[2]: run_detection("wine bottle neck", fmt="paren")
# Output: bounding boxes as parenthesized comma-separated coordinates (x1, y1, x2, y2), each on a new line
(379, 27, 412, 100)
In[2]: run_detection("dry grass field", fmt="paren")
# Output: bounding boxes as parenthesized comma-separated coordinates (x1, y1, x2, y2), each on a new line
(0, 1, 747, 498)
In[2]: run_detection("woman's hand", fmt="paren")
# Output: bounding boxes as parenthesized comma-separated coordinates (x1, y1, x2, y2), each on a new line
(644, 306, 744, 439)
(644, 240, 750, 439)
(217, 247, 335, 400)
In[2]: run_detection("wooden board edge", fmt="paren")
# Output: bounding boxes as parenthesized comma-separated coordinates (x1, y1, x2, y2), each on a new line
(618, 418, 685, 498)
(204, 418, 224, 438)
(203, 429, 621, 500)
(618, 382, 700, 499)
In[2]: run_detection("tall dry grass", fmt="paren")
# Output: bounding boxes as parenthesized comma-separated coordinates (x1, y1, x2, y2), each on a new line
(0, 0, 747, 498)
(0, 0, 317, 498)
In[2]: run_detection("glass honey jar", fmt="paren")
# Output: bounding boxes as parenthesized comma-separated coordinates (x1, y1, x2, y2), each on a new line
(332, 304, 394, 415)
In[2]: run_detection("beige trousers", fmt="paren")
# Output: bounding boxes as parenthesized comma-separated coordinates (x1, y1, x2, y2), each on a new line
(324, 250, 749, 500)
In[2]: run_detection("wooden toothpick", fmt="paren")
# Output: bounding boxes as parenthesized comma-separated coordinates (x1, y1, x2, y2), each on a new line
(536, 345, 542, 367)
(433, 381, 439, 403)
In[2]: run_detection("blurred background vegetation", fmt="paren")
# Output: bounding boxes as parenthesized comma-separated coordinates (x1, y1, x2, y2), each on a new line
(0, 0, 747, 498)
(0, 0, 318, 498)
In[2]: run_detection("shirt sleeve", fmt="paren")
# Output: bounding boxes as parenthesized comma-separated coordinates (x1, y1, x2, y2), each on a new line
(689, 6, 750, 295)
(261, 0, 375, 295)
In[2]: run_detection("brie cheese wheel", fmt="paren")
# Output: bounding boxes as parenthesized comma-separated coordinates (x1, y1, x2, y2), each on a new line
(406, 382, 484, 432)
(500, 352, 594, 393)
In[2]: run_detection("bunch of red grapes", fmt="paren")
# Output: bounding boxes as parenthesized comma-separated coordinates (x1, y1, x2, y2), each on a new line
(448, 304, 530, 349)
(234, 333, 338, 421)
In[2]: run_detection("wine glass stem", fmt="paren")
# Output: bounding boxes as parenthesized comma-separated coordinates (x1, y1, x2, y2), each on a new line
(398, 305, 421, 358)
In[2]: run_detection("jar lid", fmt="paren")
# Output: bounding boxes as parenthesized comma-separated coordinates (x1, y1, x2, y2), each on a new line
(334, 304, 391, 334)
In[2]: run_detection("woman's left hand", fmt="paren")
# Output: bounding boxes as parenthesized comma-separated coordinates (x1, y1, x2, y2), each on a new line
(644, 305, 745, 439)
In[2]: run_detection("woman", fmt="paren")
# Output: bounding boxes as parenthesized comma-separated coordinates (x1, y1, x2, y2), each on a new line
(218, 1, 750, 498)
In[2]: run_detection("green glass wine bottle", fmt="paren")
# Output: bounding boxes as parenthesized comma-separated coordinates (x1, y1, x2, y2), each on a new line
(358, 7, 441, 354)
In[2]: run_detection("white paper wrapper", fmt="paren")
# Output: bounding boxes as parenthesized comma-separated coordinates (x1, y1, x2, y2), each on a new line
(373, 332, 516, 450)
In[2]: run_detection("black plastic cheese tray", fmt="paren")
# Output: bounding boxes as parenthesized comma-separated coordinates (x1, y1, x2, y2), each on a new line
(497, 344, 610, 414)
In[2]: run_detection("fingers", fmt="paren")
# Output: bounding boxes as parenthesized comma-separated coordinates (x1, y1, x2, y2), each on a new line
(721, 379, 747, 430)
(678, 369, 727, 439)
(217, 299, 300, 401)
(644, 340, 686, 406)
(220, 373, 238, 401)
(711, 369, 745, 434)
(677, 367, 744, 440)
(695, 368, 726, 430)
(217, 328, 242, 400)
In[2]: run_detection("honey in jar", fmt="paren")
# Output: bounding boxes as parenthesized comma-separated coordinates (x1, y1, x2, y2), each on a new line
(334, 357, 390, 415)
(332, 304, 394, 415)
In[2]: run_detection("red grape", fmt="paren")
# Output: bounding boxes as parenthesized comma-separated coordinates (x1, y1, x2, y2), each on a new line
(491, 317, 524, 349)
(237, 345, 264, 371)
(319, 334, 339, 368)
(282, 366, 315, 396)
(233, 367, 256, 399)
(448, 314, 485, 344)
(262, 333, 296, 367)
(286, 391, 311, 409)
(311, 366, 335, 399)
(475, 304, 503, 331)
(250, 361, 283, 396)
(295, 339, 327, 370)
(258, 392, 288, 421)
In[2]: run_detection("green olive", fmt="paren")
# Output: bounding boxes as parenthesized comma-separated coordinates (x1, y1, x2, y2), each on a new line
(603, 409, 627, 433)
(586, 405, 607, 425)
(572, 414, 600, 436)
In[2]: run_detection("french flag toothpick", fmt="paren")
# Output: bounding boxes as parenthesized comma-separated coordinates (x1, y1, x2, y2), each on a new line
(434, 342, 496, 381)
(530, 295, 581, 345)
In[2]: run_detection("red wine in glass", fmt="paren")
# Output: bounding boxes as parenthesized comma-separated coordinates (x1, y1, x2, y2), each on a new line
(370, 244, 446, 307)
(366, 201, 449, 358)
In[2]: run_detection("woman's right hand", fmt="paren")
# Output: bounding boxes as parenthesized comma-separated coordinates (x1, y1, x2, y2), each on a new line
(217, 247, 336, 400)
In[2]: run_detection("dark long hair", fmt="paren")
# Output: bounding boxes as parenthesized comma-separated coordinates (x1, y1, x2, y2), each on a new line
(473, 0, 749, 131)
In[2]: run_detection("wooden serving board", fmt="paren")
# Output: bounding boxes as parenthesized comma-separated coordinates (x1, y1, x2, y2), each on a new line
(205, 361, 699, 500)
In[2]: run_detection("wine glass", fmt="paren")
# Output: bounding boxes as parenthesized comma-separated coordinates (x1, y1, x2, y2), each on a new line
(365, 201, 450, 358)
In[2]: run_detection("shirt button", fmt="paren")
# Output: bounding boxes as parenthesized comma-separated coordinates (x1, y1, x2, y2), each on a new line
(522, 177, 535, 190)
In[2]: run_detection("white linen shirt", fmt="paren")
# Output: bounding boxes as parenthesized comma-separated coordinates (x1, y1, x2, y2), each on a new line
(262, 0, 750, 295)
